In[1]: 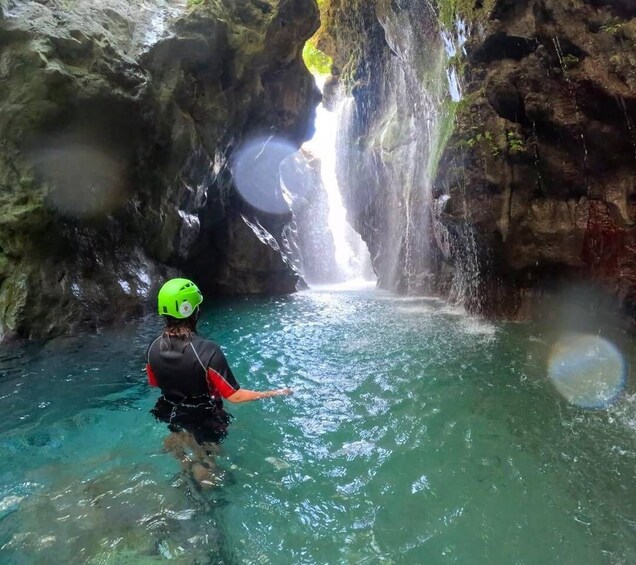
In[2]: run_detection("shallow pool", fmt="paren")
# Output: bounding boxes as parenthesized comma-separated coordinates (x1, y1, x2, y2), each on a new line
(0, 285, 635, 563)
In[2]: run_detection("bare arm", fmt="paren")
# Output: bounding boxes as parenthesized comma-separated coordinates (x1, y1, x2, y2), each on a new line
(226, 388, 293, 404)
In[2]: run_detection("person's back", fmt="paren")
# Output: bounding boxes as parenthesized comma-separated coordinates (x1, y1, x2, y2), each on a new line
(146, 278, 292, 449)
(147, 333, 238, 406)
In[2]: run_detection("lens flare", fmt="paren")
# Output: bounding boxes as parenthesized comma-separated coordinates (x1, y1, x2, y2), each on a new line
(32, 144, 126, 217)
(548, 334, 626, 409)
(231, 136, 297, 214)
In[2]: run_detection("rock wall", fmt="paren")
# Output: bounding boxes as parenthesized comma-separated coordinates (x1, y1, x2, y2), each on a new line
(0, 0, 320, 339)
(320, 0, 636, 320)
(435, 0, 636, 318)
(281, 150, 341, 285)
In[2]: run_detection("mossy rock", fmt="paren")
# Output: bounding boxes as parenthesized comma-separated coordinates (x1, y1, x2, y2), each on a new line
(0, 254, 11, 280)
(0, 270, 28, 339)
(436, 0, 498, 28)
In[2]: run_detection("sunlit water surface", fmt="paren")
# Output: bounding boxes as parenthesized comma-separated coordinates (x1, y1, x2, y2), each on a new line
(0, 286, 635, 564)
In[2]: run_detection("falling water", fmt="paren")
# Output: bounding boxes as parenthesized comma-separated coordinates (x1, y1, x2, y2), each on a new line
(301, 81, 374, 284)
(553, 36, 590, 183)
(618, 95, 636, 162)
(441, 19, 468, 103)
(335, 4, 471, 296)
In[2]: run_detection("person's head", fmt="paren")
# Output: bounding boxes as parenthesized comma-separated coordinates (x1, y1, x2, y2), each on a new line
(157, 278, 203, 337)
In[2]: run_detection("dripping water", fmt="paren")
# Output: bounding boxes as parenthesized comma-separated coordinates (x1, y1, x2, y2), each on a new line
(553, 37, 590, 189)
(617, 95, 636, 162)
(316, 94, 372, 282)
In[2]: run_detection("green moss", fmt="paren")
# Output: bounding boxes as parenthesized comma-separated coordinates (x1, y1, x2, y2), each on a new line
(436, 0, 497, 28)
(560, 54, 580, 70)
(187, 0, 206, 8)
(448, 53, 467, 75)
(302, 42, 333, 76)
(0, 254, 9, 280)
(456, 90, 482, 111)
(307, 0, 333, 49)
(340, 45, 361, 89)
(429, 100, 459, 179)
(600, 19, 623, 36)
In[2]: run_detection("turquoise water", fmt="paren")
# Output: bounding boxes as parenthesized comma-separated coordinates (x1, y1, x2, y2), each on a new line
(0, 284, 635, 564)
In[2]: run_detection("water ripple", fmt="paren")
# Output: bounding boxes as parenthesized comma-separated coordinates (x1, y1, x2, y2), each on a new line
(0, 289, 634, 563)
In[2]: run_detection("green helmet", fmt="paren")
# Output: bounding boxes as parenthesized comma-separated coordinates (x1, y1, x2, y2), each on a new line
(157, 278, 203, 319)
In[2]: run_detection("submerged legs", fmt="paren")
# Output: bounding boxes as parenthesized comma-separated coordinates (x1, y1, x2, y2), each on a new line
(163, 431, 222, 489)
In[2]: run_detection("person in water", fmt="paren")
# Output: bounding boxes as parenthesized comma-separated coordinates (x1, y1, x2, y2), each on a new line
(146, 278, 292, 484)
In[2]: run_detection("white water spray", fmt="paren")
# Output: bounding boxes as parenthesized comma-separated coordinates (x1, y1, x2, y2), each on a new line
(303, 80, 373, 283)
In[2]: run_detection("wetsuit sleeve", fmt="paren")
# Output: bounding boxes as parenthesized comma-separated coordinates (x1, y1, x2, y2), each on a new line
(206, 348, 240, 398)
(146, 338, 159, 387)
(146, 364, 158, 387)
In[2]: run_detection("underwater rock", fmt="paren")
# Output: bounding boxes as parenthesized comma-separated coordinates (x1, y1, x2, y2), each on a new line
(0, 0, 320, 339)
(265, 456, 291, 471)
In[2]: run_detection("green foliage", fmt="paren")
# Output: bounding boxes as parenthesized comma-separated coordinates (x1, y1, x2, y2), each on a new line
(560, 54, 580, 70)
(600, 19, 623, 36)
(506, 132, 525, 154)
(302, 42, 333, 76)
(463, 129, 525, 157)
(437, 0, 497, 28)
(466, 130, 499, 156)
(187, 0, 205, 8)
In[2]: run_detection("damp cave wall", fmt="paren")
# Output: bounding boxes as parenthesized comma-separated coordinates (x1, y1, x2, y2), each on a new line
(0, 0, 321, 340)
(319, 0, 636, 321)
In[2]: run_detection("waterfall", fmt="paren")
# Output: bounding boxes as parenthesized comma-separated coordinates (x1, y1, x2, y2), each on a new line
(335, 3, 460, 295)
(285, 79, 374, 286)
(311, 94, 372, 282)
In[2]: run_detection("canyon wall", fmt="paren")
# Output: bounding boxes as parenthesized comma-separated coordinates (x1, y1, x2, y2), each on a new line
(0, 0, 320, 339)
(320, 0, 636, 320)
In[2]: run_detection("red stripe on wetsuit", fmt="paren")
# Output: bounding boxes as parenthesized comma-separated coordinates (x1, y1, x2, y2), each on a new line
(148, 362, 237, 399)
(206, 368, 238, 398)
(146, 363, 158, 387)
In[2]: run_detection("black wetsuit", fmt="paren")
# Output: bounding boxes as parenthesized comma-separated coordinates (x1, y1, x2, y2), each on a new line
(146, 334, 241, 444)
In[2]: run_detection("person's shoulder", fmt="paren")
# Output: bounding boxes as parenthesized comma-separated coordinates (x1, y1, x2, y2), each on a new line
(190, 335, 226, 367)
(191, 334, 222, 352)
(146, 334, 164, 361)
(147, 334, 163, 350)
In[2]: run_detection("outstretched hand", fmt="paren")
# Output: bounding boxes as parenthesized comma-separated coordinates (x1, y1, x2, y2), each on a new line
(274, 388, 293, 397)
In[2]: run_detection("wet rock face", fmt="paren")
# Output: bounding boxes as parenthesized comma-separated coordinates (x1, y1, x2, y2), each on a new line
(281, 150, 341, 285)
(322, 0, 636, 320)
(434, 0, 636, 317)
(0, 0, 319, 339)
(320, 0, 445, 293)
